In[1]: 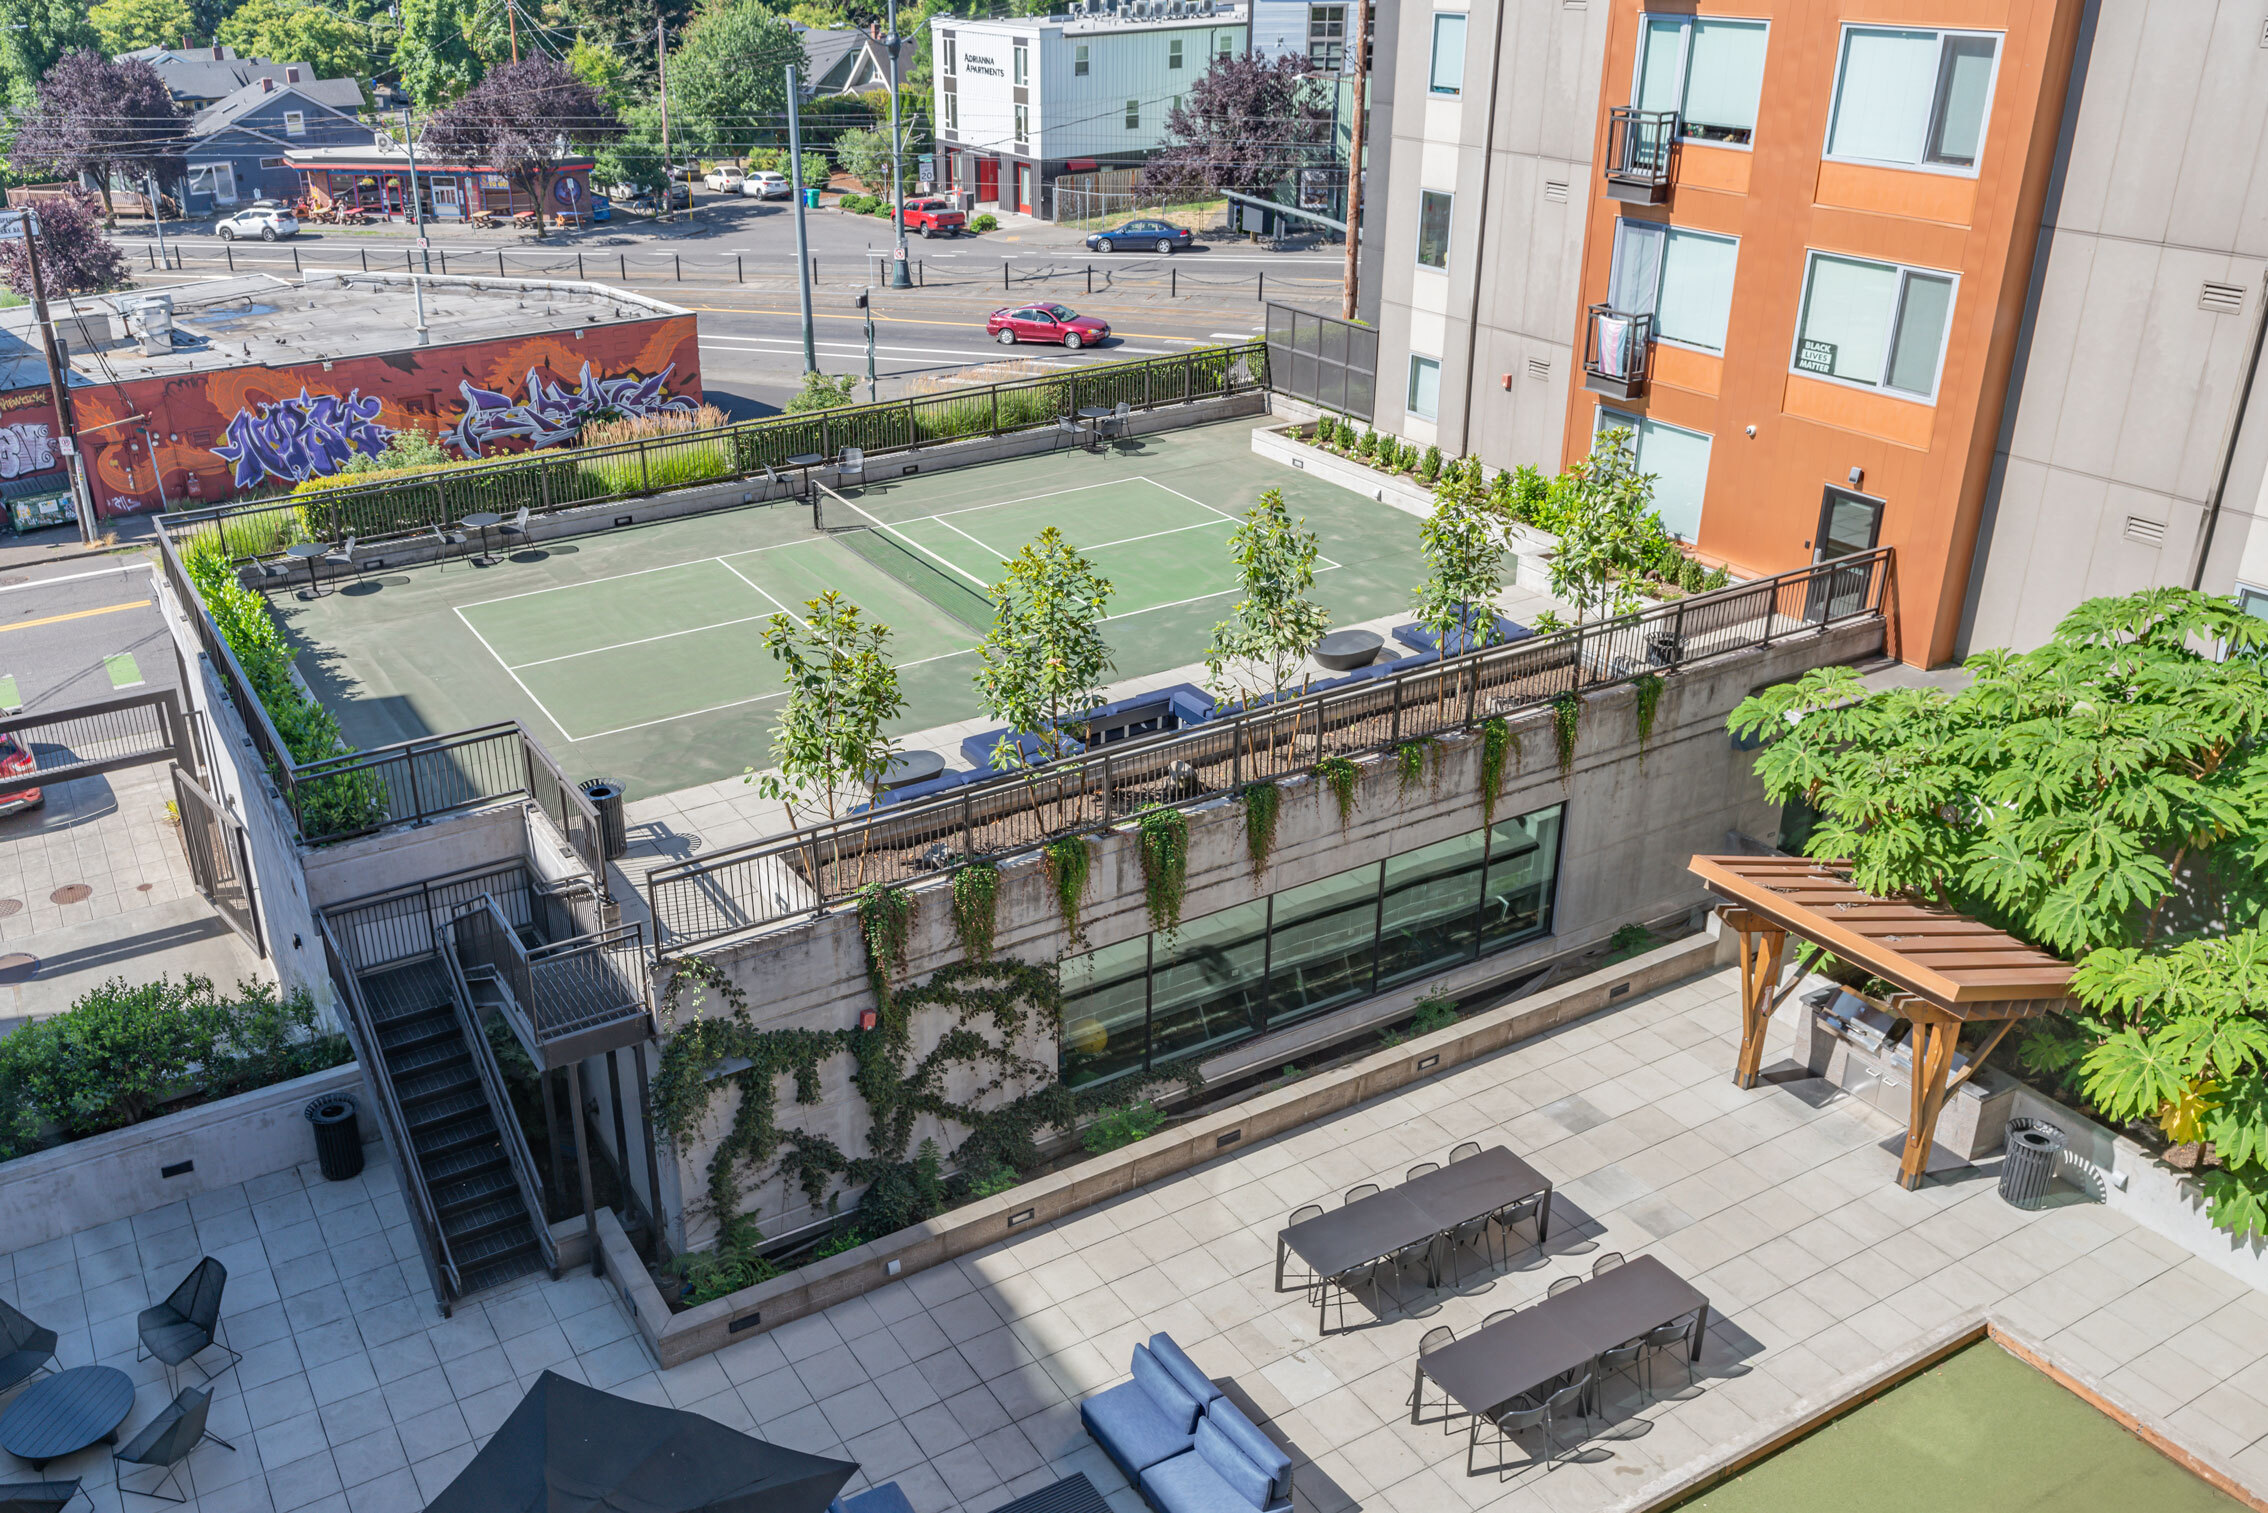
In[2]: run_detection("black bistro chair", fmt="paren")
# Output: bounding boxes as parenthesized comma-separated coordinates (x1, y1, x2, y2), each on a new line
(1448, 1141, 1484, 1163)
(113, 1387, 233, 1503)
(136, 1259, 241, 1388)
(321, 535, 359, 586)
(498, 505, 532, 552)
(0, 1300, 57, 1394)
(0, 1481, 88, 1513)
(1406, 1325, 1456, 1428)
(428, 522, 469, 571)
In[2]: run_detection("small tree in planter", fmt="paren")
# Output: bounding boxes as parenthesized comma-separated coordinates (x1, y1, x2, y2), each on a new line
(1548, 425, 1666, 622)
(1204, 488, 1331, 706)
(1413, 465, 1509, 710)
(975, 526, 1116, 775)
(748, 591, 904, 844)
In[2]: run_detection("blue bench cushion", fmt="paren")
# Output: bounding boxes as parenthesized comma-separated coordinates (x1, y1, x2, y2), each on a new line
(1131, 1343, 1202, 1431)
(1141, 1438, 1267, 1513)
(1146, 1333, 1222, 1410)
(1204, 1398, 1291, 1500)
(1080, 1377, 1197, 1481)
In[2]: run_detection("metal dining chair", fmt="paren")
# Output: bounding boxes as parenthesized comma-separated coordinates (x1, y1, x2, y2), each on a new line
(1592, 1252, 1626, 1277)
(1055, 417, 1082, 451)
(1638, 1320, 1698, 1399)
(0, 1481, 89, 1513)
(113, 1386, 234, 1503)
(428, 522, 468, 570)
(1406, 1161, 1440, 1182)
(1468, 1395, 1555, 1480)
(137, 1257, 242, 1388)
(321, 534, 358, 586)
(1448, 1141, 1484, 1163)
(1385, 1232, 1439, 1301)
(1281, 1204, 1325, 1298)
(498, 505, 532, 550)
(1491, 1189, 1548, 1253)
(1406, 1324, 1456, 1425)
(1481, 1308, 1519, 1328)
(1595, 1338, 1647, 1412)
(1323, 1254, 1390, 1334)
(1446, 1211, 1500, 1287)
(1344, 1183, 1380, 1205)
(1547, 1275, 1582, 1298)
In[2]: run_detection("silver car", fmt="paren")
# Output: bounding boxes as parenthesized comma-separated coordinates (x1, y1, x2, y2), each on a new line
(741, 171, 792, 200)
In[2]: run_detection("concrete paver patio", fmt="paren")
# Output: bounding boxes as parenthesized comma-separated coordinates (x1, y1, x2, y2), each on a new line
(6, 962, 2266, 1512)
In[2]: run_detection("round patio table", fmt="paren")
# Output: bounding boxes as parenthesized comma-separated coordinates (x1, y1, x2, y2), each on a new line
(878, 749, 947, 792)
(0, 1365, 135, 1470)
(462, 512, 503, 567)
(1076, 405, 1113, 452)
(1315, 628, 1384, 672)
(785, 453, 825, 500)
(285, 541, 330, 600)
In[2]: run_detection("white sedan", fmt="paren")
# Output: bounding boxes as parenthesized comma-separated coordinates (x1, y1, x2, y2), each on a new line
(703, 166, 746, 191)
(215, 205, 298, 241)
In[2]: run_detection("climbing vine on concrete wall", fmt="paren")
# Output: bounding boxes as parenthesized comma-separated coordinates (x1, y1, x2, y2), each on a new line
(1243, 780, 1281, 880)
(1396, 737, 1437, 797)
(1633, 673, 1663, 759)
(1314, 755, 1360, 831)
(951, 862, 1001, 962)
(1043, 836, 1093, 947)
(855, 884, 916, 1005)
(1137, 808, 1190, 940)
(1553, 693, 1581, 780)
(1479, 715, 1521, 826)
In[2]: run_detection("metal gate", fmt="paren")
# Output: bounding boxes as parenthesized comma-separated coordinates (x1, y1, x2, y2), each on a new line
(1265, 302, 1378, 421)
(171, 766, 265, 956)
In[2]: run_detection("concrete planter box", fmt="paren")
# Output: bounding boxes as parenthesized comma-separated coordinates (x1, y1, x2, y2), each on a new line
(614, 930, 1727, 1368)
(0, 1062, 379, 1251)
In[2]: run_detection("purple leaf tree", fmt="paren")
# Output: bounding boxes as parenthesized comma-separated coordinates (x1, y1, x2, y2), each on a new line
(420, 57, 624, 238)
(13, 52, 188, 224)
(0, 190, 131, 298)
(1138, 53, 1335, 205)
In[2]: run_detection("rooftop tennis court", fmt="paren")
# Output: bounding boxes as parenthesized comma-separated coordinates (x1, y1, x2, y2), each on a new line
(278, 420, 1427, 800)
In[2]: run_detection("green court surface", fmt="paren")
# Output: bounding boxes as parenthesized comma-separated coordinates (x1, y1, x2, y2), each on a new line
(1670, 1343, 2241, 1513)
(278, 420, 1427, 801)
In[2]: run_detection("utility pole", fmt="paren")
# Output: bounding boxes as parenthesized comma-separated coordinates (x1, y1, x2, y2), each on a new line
(144, 174, 168, 269)
(787, 64, 816, 374)
(886, 0, 910, 289)
(1340, 0, 1366, 321)
(507, 0, 519, 62)
(859, 290, 877, 400)
(400, 108, 431, 343)
(656, 18, 675, 224)
(20, 219, 95, 544)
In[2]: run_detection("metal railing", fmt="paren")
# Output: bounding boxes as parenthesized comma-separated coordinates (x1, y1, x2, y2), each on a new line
(324, 861, 580, 976)
(1605, 108, 1679, 200)
(646, 549, 1896, 954)
(160, 342, 1269, 566)
(319, 915, 462, 1303)
(435, 928, 560, 1280)
(452, 894, 652, 1069)
(0, 687, 194, 785)
(1583, 306, 1655, 400)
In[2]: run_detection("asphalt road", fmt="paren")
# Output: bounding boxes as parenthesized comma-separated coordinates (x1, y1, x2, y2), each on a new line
(0, 556, 175, 716)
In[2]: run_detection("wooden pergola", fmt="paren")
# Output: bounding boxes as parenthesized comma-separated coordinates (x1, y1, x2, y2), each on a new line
(1687, 854, 2075, 1189)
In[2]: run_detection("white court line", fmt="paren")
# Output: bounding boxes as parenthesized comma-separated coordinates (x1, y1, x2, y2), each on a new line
(452, 605, 579, 744)
(566, 644, 978, 741)
(933, 515, 1007, 565)
(457, 537, 823, 610)
(1082, 517, 1234, 553)
(717, 556, 810, 627)
(507, 611, 777, 669)
(1099, 559, 1343, 624)
(1140, 477, 1245, 527)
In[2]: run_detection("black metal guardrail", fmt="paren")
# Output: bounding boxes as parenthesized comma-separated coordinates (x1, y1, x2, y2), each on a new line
(451, 895, 652, 1071)
(643, 548, 1897, 956)
(0, 688, 194, 784)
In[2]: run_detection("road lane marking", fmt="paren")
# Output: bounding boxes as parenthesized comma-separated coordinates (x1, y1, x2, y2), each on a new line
(1, 599, 152, 633)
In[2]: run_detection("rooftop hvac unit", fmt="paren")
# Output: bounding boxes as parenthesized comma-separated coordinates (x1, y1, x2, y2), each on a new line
(132, 293, 174, 355)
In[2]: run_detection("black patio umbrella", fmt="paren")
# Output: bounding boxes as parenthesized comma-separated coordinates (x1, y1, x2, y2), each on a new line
(423, 1371, 859, 1513)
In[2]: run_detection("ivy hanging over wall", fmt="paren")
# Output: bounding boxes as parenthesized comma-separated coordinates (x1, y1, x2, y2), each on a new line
(1479, 715, 1521, 826)
(1396, 738, 1437, 797)
(1633, 673, 1663, 756)
(951, 862, 1001, 962)
(1043, 836, 1093, 947)
(1243, 781, 1281, 880)
(1136, 809, 1190, 940)
(1314, 755, 1360, 831)
(855, 884, 916, 1005)
(1552, 692, 1582, 780)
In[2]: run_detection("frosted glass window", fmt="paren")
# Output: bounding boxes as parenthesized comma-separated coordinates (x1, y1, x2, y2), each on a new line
(1794, 252, 1957, 400)
(1407, 355, 1441, 419)
(1429, 13, 1466, 96)
(1655, 229, 1738, 351)
(1679, 22, 1767, 137)
(1828, 26, 1999, 171)
(1598, 411, 1712, 540)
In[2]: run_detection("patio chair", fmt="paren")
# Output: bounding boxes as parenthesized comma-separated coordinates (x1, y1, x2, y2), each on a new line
(0, 1481, 88, 1513)
(1407, 1161, 1440, 1182)
(113, 1386, 233, 1503)
(837, 446, 865, 486)
(252, 557, 292, 593)
(1448, 1142, 1483, 1163)
(1591, 1252, 1625, 1278)
(321, 535, 358, 586)
(1405, 1325, 1456, 1426)
(1385, 1232, 1439, 1302)
(1055, 417, 1082, 451)
(1594, 1339, 1646, 1413)
(1344, 1183, 1380, 1205)
(0, 1299, 58, 1394)
(1637, 1320, 1696, 1399)
(762, 464, 786, 498)
(498, 506, 532, 549)
(1481, 1308, 1518, 1328)
(1546, 1276, 1581, 1298)
(1446, 1212, 1500, 1288)
(1323, 1255, 1390, 1334)
(1108, 399, 1131, 446)
(1281, 1204, 1326, 1298)
(137, 1258, 241, 1388)
(1490, 1190, 1547, 1252)
(1467, 1388, 1573, 1481)
(428, 523, 468, 571)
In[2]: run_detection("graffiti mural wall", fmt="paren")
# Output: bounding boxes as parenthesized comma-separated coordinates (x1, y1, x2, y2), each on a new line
(47, 314, 701, 517)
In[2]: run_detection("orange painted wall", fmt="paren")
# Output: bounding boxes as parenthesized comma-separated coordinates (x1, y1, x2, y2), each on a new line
(1562, 0, 2084, 665)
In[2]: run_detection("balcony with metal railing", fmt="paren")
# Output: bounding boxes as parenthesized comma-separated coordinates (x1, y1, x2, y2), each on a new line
(448, 895, 654, 1071)
(1604, 108, 1678, 204)
(1584, 305, 1655, 400)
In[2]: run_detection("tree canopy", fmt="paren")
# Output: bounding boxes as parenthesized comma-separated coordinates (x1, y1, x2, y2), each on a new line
(1204, 488, 1330, 705)
(217, 0, 376, 86)
(0, 0, 99, 111)
(88, 0, 193, 57)
(421, 55, 621, 231)
(976, 527, 1116, 770)
(1139, 52, 1332, 202)
(0, 189, 130, 297)
(666, 0, 805, 159)
(13, 53, 186, 219)
(394, 0, 483, 107)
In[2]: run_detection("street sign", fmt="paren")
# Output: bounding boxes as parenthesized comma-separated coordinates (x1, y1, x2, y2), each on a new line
(416, 237, 429, 248)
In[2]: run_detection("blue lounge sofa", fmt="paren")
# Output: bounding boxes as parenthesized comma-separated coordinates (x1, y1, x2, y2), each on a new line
(1082, 1334, 1293, 1513)
(1392, 609, 1532, 657)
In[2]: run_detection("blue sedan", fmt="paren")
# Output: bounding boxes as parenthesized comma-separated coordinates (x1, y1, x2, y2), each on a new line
(1086, 219, 1192, 254)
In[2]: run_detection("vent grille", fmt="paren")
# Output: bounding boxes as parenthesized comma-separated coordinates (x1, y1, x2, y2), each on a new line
(1543, 180, 1569, 202)
(2126, 516, 2167, 547)
(2201, 281, 2247, 314)
(1527, 357, 1552, 381)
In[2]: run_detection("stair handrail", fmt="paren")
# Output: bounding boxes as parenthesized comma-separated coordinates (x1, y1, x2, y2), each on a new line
(317, 914, 463, 1305)
(438, 908, 562, 1280)
(527, 920, 654, 1039)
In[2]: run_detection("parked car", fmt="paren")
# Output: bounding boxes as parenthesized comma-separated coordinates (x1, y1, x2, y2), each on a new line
(987, 303, 1111, 349)
(667, 164, 699, 181)
(741, 171, 792, 200)
(704, 166, 746, 191)
(900, 197, 967, 237)
(589, 194, 611, 222)
(215, 205, 298, 241)
(624, 184, 691, 211)
(0, 731, 41, 817)
(1087, 219, 1192, 254)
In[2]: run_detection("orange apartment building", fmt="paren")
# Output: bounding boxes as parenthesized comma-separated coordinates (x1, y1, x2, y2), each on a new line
(1370, 0, 2268, 667)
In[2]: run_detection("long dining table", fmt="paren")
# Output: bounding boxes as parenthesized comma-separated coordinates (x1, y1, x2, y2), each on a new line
(1275, 1147, 1553, 1332)
(1413, 1256, 1710, 1426)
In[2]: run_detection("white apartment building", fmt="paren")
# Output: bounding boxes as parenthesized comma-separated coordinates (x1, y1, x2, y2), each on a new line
(932, 3, 1260, 215)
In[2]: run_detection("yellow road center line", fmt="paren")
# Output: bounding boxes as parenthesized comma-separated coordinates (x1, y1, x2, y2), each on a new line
(2, 599, 152, 633)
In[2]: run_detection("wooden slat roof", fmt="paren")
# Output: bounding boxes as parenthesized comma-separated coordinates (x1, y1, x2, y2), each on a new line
(1688, 854, 2075, 1011)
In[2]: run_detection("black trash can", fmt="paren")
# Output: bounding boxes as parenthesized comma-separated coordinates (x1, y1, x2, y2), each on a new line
(1998, 1115, 2065, 1209)
(580, 778, 628, 861)
(306, 1095, 364, 1182)
(1647, 629, 1683, 667)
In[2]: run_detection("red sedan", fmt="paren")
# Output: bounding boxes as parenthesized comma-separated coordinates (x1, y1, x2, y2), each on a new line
(0, 731, 41, 816)
(987, 304, 1112, 349)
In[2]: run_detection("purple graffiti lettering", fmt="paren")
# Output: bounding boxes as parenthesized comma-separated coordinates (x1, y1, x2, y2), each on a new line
(444, 362, 695, 456)
(211, 389, 394, 489)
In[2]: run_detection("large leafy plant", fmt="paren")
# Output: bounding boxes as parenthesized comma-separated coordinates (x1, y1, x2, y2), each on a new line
(1203, 489, 1331, 705)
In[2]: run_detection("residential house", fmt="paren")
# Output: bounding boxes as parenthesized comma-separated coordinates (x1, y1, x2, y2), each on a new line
(178, 70, 376, 214)
(796, 25, 915, 96)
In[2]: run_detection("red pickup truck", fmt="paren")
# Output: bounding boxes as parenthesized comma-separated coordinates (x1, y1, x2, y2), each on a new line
(900, 198, 968, 238)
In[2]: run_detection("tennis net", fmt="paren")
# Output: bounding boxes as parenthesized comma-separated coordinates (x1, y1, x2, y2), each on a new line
(814, 481, 997, 632)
